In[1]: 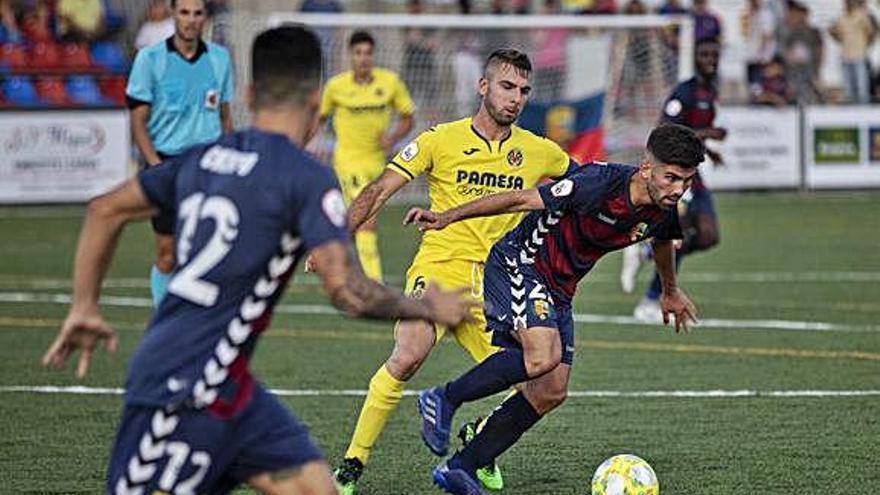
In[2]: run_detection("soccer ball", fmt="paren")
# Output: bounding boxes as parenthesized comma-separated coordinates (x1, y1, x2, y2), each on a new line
(591, 454, 659, 495)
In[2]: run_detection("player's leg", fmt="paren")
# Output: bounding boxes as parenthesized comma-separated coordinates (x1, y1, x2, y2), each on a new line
(247, 461, 337, 495)
(336, 267, 445, 492)
(150, 228, 175, 307)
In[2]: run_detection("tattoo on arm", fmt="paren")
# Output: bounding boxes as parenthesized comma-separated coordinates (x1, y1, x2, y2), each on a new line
(314, 241, 432, 320)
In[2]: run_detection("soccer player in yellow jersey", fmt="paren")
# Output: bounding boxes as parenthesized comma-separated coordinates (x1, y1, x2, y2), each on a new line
(319, 31, 415, 282)
(331, 49, 578, 494)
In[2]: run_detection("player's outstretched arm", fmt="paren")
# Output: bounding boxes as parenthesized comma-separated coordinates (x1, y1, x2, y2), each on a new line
(310, 240, 476, 326)
(347, 169, 409, 233)
(404, 188, 545, 232)
(42, 179, 158, 378)
(652, 239, 698, 333)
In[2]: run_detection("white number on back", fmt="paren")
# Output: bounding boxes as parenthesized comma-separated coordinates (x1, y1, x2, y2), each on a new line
(168, 193, 240, 306)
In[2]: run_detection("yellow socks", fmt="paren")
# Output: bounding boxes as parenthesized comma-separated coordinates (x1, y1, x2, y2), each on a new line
(355, 230, 383, 282)
(345, 365, 405, 463)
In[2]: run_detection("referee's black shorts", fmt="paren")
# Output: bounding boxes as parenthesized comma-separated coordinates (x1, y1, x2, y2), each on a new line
(141, 152, 176, 235)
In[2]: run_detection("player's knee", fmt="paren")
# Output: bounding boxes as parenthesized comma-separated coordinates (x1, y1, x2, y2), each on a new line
(386, 347, 428, 381)
(528, 381, 567, 414)
(524, 350, 561, 378)
(155, 252, 175, 273)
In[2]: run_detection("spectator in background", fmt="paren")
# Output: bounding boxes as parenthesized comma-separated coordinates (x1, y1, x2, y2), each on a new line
(781, 0, 822, 104)
(20, 0, 54, 42)
(56, 0, 105, 42)
(657, 0, 686, 15)
(829, 0, 878, 104)
(589, 0, 616, 14)
(403, 0, 440, 121)
(741, 0, 777, 88)
(0, 0, 21, 43)
(692, 0, 722, 42)
(532, 0, 569, 101)
(751, 55, 795, 106)
(300, 0, 343, 12)
(135, 0, 175, 50)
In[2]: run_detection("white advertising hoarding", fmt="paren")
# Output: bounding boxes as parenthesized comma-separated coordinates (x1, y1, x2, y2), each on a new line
(0, 110, 129, 203)
(804, 106, 880, 189)
(701, 106, 801, 190)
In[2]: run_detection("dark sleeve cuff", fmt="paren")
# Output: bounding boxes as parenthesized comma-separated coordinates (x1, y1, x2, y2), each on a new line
(388, 161, 415, 181)
(126, 96, 150, 110)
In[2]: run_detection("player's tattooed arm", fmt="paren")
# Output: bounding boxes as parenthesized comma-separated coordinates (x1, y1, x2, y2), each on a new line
(404, 188, 545, 231)
(310, 240, 475, 326)
(652, 239, 698, 333)
(347, 170, 409, 232)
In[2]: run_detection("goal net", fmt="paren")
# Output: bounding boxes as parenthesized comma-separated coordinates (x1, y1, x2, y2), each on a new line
(228, 12, 693, 201)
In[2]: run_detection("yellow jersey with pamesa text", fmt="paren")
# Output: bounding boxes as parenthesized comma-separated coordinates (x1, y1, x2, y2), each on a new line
(388, 117, 573, 266)
(320, 68, 415, 171)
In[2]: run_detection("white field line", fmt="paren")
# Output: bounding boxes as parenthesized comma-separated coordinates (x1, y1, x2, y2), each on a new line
(1, 385, 879, 399)
(0, 291, 878, 333)
(2, 271, 880, 290)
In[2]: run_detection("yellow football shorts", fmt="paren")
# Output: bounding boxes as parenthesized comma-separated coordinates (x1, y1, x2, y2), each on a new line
(399, 258, 498, 363)
(334, 162, 386, 204)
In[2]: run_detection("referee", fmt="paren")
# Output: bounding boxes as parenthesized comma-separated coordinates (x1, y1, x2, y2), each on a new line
(126, 0, 234, 306)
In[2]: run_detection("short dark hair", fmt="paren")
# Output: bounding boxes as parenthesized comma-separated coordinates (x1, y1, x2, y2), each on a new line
(251, 25, 322, 110)
(349, 30, 375, 48)
(483, 48, 532, 77)
(170, 0, 205, 9)
(647, 123, 704, 168)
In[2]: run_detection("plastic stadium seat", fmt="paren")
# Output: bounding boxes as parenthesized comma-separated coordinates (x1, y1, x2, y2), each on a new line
(66, 75, 107, 105)
(3, 76, 42, 106)
(35, 76, 69, 105)
(59, 44, 93, 71)
(31, 41, 61, 70)
(91, 41, 127, 73)
(98, 75, 126, 105)
(0, 43, 28, 72)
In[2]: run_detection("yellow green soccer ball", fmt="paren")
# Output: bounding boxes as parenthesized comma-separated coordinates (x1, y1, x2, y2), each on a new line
(591, 454, 659, 495)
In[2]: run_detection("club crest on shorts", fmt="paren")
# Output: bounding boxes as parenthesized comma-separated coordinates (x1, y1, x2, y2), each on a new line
(506, 148, 524, 168)
(533, 299, 550, 320)
(629, 222, 649, 242)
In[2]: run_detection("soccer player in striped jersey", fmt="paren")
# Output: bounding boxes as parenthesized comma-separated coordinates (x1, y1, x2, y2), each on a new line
(410, 123, 701, 495)
(41, 26, 473, 495)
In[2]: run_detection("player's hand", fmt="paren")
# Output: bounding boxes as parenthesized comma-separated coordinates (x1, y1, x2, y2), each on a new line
(422, 282, 479, 327)
(706, 148, 724, 167)
(704, 127, 727, 141)
(380, 134, 394, 155)
(659, 287, 698, 334)
(42, 309, 118, 379)
(404, 207, 451, 231)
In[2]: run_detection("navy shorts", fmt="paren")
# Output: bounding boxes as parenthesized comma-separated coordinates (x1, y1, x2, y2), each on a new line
(680, 173, 716, 218)
(141, 152, 177, 235)
(107, 385, 323, 495)
(483, 249, 575, 365)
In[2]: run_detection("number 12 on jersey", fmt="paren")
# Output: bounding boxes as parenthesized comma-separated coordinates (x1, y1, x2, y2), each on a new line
(168, 193, 240, 306)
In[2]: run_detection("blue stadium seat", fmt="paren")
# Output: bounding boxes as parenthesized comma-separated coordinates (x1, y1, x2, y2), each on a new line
(66, 75, 108, 105)
(3, 76, 42, 106)
(91, 41, 128, 73)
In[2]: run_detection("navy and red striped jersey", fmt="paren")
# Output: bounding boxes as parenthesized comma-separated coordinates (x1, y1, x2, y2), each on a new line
(494, 163, 681, 304)
(661, 77, 717, 131)
(130, 129, 349, 414)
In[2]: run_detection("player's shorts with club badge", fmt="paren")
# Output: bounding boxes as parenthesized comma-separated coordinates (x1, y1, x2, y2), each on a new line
(107, 385, 323, 495)
(402, 258, 496, 363)
(482, 246, 575, 365)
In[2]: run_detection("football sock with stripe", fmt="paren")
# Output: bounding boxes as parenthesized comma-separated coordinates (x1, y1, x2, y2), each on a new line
(451, 392, 541, 473)
(443, 349, 528, 408)
(150, 265, 170, 307)
(355, 230, 383, 282)
(345, 364, 404, 463)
